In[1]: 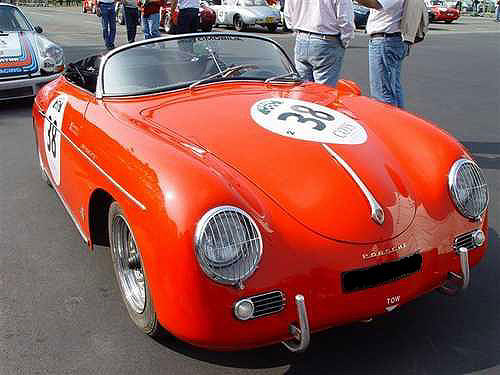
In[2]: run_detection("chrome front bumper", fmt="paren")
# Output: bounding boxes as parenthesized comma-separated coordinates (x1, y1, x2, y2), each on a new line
(0, 74, 59, 101)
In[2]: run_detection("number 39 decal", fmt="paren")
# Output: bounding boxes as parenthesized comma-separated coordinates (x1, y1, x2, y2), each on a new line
(251, 98, 367, 145)
(43, 94, 68, 186)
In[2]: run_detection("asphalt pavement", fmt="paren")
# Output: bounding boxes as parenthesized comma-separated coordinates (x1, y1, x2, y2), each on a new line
(0, 7, 499, 375)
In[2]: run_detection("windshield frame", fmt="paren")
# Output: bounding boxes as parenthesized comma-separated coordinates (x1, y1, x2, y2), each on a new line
(96, 32, 297, 99)
(0, 4, 34, 32)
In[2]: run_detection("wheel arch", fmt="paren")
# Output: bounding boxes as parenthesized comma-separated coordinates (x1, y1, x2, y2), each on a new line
(88, 188, 115, 248)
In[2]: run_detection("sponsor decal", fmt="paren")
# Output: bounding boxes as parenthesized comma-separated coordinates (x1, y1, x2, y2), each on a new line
(0, 33, 38, 76)
(362, 243, 407, 260)
(196, 35, 242, 41)
(251, 98, 367, 144)
(43, 95, 68, 186)
(385, 295, 400, 312)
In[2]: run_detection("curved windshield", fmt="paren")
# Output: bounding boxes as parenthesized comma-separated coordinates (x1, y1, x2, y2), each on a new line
(103, 34, 294, 96)
(0, 6, 32, 32)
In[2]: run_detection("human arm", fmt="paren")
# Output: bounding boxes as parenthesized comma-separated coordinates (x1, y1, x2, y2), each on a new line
(356, 0, 383, 10)
(283, 0, 293, 29)
(336, 0, 355, 47)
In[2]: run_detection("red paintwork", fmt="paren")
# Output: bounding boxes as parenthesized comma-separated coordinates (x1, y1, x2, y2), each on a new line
(430, 5, 460, 21)
(33, 74, 488, 350)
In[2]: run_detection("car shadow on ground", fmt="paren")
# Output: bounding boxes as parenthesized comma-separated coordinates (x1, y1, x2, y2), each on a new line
(153, 227, 500, 374)
(462, 141, 500, 170)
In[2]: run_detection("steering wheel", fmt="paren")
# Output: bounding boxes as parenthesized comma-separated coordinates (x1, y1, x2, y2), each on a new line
(68, 63, 86, 87)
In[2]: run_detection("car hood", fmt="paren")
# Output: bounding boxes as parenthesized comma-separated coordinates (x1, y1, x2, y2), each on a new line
(141, 84, 417, 243)
(0, 31, 39, 78)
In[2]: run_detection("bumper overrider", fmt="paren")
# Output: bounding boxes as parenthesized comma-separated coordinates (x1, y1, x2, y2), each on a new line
(0, 73, 59, 101)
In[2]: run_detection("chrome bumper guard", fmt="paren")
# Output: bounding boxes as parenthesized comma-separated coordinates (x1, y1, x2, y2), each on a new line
(438, 247, 470, 296)
(282, 294, 310, 353)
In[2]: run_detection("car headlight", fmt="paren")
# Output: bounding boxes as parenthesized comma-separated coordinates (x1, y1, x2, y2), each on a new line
(36, 35, 64, 74)
(195, 206, 262, 286)
(448, 158, 488, 220)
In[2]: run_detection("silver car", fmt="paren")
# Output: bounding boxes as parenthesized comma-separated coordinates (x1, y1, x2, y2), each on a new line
(0, 4, 64, 101)
(212, 0, 281, 32)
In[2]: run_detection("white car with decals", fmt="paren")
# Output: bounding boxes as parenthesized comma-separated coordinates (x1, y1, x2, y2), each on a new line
(211, 0, 281, 32)
(0, 4, 64, 100)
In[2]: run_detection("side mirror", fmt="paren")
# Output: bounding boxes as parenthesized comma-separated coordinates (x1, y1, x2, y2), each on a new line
(35, 25, 43, 33)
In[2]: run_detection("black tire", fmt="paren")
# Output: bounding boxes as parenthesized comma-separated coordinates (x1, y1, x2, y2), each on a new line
(201, 24, 213, 32)
(267, 23, 277, 32)
(445, 19, 453, 23)
(108, 202, 162, 337)
(234, 15, 246, 31)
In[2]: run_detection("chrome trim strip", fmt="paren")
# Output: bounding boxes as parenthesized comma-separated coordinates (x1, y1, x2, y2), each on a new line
(38, 106, 146, 210)
(321, 143, 384, 225)
(282, 295, 310, 353)
(44, 167, 89, 245)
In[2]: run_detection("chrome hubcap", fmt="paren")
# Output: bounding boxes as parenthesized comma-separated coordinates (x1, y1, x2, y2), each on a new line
(112, 215, 145, 314)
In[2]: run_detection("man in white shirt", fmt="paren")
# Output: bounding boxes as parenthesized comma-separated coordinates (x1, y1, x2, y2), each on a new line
(357, 0, 408, 108)
(284, 0, 355, 87)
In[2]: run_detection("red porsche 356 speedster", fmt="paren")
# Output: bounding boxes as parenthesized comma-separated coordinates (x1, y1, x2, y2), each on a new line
(32, 34, 489, 352)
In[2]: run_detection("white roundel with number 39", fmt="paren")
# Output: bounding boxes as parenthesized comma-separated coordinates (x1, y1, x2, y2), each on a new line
(43, 94, 68, 186)
(251, 98, 367, 144)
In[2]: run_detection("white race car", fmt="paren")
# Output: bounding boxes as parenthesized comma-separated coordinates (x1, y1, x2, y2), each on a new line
(212, 0, 281, 32)
(0, 4, 64, 101)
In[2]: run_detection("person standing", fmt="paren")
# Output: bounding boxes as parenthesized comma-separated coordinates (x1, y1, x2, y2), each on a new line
(496, 0, 500, 21)
(170, 0, 200, 34)
(357, 0, 408, 108)
(123, 0, 140, 43)
(96, 0, 116, 50)
(139, 0, 163, 39)
(284, 0, 355, 87)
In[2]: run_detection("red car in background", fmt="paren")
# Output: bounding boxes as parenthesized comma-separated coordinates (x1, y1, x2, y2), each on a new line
(82, 0, 97, 14)
(160, 1, 216, 33)
(427, 0, 460, 23)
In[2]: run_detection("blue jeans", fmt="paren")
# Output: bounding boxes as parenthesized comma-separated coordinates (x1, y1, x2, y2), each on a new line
(496, 5, 500, 21)
(142, 12, 161, 39)
(99, 2, 116, 48)
(294, 32, 345, 87)
(368, 35, 409, 108)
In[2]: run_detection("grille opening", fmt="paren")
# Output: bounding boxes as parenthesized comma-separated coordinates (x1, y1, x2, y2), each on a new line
(250, 291, 285, 318)
(454, 231, 476, 250)
(342, 253, 422, 293)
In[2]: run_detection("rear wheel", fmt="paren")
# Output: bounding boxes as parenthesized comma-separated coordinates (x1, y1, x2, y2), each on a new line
(108, 202, 162, 337)
(234, 15, 246, 31)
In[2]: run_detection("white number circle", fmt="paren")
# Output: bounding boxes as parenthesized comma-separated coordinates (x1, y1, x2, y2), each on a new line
(43, 94, 68, 186)
(250, 98, 367, 144)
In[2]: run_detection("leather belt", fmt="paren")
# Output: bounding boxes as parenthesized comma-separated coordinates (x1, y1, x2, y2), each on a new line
(296, 30, 340, 40)
(370, 32, 402, 38)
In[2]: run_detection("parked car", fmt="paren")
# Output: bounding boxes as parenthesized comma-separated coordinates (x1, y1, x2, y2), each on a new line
(0, 3, 64, 100)
(82, 0, 97, 14)
(427, 0, 460, 22)
(211, 0, 281, 32)
(32, 33, 489, 352)
(160, 1, 216, 33)
(353, 2, 369, 28)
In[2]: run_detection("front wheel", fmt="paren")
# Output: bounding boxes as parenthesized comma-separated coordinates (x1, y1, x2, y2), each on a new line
(108, 202, 162, 337)
(267, 23, 277, 32)
(234, 15, 246, 31)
